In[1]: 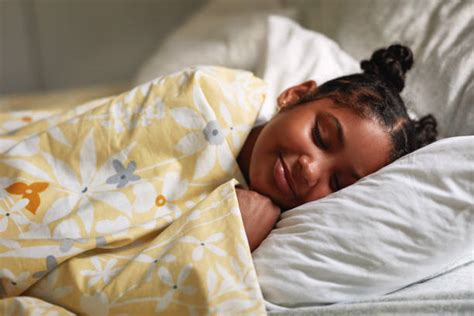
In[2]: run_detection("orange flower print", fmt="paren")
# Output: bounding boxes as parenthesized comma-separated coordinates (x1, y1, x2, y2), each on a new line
(21, 116, 33, 123)
(6, 182, 49, 214)
(155, 195, 167, 207)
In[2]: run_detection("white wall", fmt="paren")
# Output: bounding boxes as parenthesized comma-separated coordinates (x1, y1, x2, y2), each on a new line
(0, 0, 206, 95)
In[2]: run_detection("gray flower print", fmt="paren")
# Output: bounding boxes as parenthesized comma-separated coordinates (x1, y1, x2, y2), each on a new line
(33, 255, 58, 278)
(60, 237, 88, 252)
(106, 160, 140, 188)
(203, 120, 224, 145)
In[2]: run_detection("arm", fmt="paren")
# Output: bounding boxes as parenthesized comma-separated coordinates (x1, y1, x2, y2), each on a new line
(235, 187, 281, 251)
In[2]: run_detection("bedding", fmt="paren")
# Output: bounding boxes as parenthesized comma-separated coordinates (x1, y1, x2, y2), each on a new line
(137, 0, 473, 139)
(297, 0, 474, 138)
(0, 84, 128, 151)
(1, 0, 472, 313)
(0, 84, 127, 112)
(268, 261, 474, 315)
(254, 15, 360, 124)
(134, 13, 361, 128)
(0, 66, 267, 315)
(253, 136, 474, 308)
(134, 0, 296, 87)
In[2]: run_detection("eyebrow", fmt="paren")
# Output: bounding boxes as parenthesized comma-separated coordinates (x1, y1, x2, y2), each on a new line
(324, 111, 362, 181)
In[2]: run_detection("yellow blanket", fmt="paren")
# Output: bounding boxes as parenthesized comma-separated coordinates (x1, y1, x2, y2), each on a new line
(0, 67, 267, 315)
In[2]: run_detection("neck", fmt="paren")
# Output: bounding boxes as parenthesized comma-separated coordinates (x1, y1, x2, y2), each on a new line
(237, 125, 264, 185)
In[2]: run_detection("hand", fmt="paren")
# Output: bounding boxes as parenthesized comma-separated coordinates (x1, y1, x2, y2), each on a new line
(235, 187, 281, 251)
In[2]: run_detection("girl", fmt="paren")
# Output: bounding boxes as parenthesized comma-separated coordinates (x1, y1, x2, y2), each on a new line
(236, 44, 438, 250)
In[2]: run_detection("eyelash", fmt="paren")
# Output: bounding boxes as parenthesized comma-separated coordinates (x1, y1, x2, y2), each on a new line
(313, 121, 340, 192)
(312, 121, 328, 150)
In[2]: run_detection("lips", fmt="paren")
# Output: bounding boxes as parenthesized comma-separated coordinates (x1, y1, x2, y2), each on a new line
(273, 154, 297, 199)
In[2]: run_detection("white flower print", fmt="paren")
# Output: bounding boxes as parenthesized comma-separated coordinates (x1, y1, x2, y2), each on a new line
(0, 111, 70, 149)
(144, 254, 176, 282)
(40, 130, 134, 237)
(219, 103, 252, 149)
(140, 96, 166, 125)
(80, 257, 121, 288)
(184, 193, 207, 210)
(0, 237, 20, 249)
(0, 269, 30, 295)
(180, 233, 227, 261)
(19, 222, 51, 239)
(217, 71, 263, 112)
(0, 138, 20, 155)
(155, 264, 196, 312)
(0, 199, 29, 232)
(30, 269, 73, 301)
(91, 96, 165, 133)
(0, 111, 53, 135)
(92, 101, 127, 133)
(175, 66, 218, 90)
(207, 263, 258, 313)
(0, 177, 12, 200)
(3, 135, 40, 156)
(171, 83, 235, 179)
(95, 215, 130, 235)
(132, 181, 157, 215)
(155, 172, 188, 222)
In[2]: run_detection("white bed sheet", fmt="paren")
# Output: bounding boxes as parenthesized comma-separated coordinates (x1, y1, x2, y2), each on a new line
(268, 261, 474, 315)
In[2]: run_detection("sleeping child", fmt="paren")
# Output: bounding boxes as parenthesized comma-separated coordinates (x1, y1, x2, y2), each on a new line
(235, 44, 437, 250)
(0, 44, 436, 314)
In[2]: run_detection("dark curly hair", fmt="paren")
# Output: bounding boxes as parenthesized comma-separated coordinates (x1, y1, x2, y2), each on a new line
(308, 44, 438, 161)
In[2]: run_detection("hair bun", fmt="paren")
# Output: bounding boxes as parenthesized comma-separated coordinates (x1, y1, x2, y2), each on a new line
(414, 114, 438, 148)
(361, 44, 414, 93)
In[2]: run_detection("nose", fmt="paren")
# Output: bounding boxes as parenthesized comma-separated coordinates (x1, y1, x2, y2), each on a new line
(298, 155, 320, 188)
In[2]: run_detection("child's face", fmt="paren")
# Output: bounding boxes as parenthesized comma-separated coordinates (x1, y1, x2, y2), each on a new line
(248, 85, 391, 210)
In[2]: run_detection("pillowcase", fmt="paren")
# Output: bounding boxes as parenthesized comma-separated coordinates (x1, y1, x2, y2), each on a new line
(255, 15, 360, 124)
(252, 136, 474, 308)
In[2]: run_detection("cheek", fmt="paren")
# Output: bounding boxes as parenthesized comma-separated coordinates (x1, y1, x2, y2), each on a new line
(247, 139, 269, 186)
(270, 115, 310, 148)
(303, 185, 332, 203)
(248, 128, 279, 192)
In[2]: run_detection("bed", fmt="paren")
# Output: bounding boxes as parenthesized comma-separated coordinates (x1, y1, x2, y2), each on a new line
(1, 0, 473, 315)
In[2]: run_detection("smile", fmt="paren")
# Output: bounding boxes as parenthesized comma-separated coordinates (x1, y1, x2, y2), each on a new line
(274, 153, 297, 199)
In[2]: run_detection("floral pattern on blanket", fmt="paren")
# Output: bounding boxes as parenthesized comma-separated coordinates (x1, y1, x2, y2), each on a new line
(0, 66, 267, 315)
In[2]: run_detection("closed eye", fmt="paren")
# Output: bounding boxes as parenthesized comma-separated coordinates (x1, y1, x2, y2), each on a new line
(312, 120, 328, 150)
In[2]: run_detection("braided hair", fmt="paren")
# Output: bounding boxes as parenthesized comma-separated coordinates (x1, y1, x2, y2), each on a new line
(310, 44, 437, 161)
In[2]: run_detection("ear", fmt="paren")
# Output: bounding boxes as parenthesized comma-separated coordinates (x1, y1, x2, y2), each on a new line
(277, 80, 318, 109)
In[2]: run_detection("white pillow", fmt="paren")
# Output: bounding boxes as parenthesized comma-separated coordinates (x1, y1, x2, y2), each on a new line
(252, 136, 474, 308)
(255, 15, 360, 124)
(297, 0, 474, 137)
(134, 1, 296, 86)
(134, 13, 360, 126)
